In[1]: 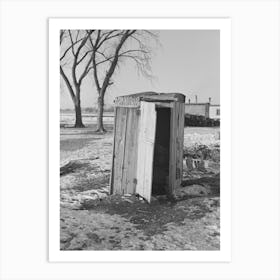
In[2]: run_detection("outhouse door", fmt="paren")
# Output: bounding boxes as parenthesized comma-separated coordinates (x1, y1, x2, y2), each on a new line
(136, 101, 157, 202)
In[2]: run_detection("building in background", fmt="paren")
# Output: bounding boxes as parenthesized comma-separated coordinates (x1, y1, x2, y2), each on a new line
(209, 104, 220, 120)
(185, 95, 210, 118)
(185, 95, 220, 120)
(185, 102, 210, 118)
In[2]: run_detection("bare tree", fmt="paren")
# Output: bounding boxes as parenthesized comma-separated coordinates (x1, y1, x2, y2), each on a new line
(60, 29, 94, 127)
(87, 30, 157, 132)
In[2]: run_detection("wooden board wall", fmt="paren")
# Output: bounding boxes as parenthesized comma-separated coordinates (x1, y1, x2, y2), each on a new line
(136, 102, 157, 202)
(168, 101, 185, 196)
(109, 107, 117, 194)
(110, 99, 184, 199)
(122, 108, 139, 194)
(110, 107, 139, 195)
(177, 102, 185, 187)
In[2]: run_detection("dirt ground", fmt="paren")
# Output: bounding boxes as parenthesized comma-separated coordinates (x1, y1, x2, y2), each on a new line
(60, 116, 220, 250)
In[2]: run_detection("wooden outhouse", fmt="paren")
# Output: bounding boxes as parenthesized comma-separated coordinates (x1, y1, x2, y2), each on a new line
(110, 92, 185, 202)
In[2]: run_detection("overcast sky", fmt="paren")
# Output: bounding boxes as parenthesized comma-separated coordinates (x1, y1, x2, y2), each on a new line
(60, 30, 220, 108)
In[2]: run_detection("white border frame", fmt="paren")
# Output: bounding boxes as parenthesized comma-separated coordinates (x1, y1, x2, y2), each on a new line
(49, 18, 231, 262)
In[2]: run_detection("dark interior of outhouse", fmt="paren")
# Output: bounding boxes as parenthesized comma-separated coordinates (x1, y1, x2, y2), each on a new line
(152, 106, 171, 195)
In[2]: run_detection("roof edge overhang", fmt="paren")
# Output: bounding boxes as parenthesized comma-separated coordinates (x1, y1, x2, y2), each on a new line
(114, 92, 185, 107)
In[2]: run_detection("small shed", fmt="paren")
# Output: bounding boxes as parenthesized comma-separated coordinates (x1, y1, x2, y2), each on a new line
(185, 103, 210, 118)
(110, 92, 185, 202)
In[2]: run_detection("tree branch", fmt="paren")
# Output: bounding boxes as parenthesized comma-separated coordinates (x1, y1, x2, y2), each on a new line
(68, 30, 75, 56)
(88, 32, 101, 92)
(60, 37, 84, 61)
(78, 52, 94, 85)
(99, 30, 136, 95)
(60, 30, 65, 45)
(76, 50, 93, 65)
(70, 30, 94, 88)
(96, 30, 122, 49)
(60, 66, 77, 105)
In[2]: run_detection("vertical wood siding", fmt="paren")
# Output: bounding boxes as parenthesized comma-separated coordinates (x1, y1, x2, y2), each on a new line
(168, 103, 176, 196)
(111, 97, 184, 201)
(176, 102, 185, 189)
(111, 107, 140, 194)
(109, 107, 117, 194)
(122, 108, 139, 194)
(136, 102, 157, 202)
(169, 102, 184, 196)
(112, 107, 127, 194)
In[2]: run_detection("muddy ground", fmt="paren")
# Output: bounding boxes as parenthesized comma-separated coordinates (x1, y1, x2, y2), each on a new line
(60, 118, 220, 250)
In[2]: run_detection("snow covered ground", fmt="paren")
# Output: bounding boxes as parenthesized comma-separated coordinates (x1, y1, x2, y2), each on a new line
(59, 115, 220, 250)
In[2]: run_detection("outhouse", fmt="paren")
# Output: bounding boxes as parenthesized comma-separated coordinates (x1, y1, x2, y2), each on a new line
(110, 92, 185, 202)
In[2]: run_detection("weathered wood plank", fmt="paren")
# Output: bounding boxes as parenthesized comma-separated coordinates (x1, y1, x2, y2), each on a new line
(127, 109, 139, 194)
(136, 103, 146, 198)
(175, 102, 180, 190)
(114, 96, 141, 107)
(121, 108, 131, 194)
(180, 103, 185, 179)
(168, 102, 177, 196)
(136, 102, 157, 202)
(114, 104, 139, 108)
(114, 92, 185, 107)
(141, 96, 177, 102)
(109, 107, 117, 194)
(168, 101, 184, 196)
(111, 107, 121, 194)
(153, 102, 173, 108)
(175, 102, 185, 189)
(112, 107, 128, 194)
(121, 108, 139, 194)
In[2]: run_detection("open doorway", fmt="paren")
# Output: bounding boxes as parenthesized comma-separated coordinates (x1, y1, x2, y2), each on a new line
(152, 107, 171, 195)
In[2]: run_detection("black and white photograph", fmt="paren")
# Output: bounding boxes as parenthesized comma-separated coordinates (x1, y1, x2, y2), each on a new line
(1, 1, 280, 279)
(56, 20, 228, 253)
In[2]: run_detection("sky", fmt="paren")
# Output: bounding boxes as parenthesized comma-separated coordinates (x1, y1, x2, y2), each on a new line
(60, 30, 220, 108)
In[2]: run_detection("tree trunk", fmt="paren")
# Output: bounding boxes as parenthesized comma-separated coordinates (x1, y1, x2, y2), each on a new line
(96, 95, 106, 133)
(74, 102, 85, 128)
